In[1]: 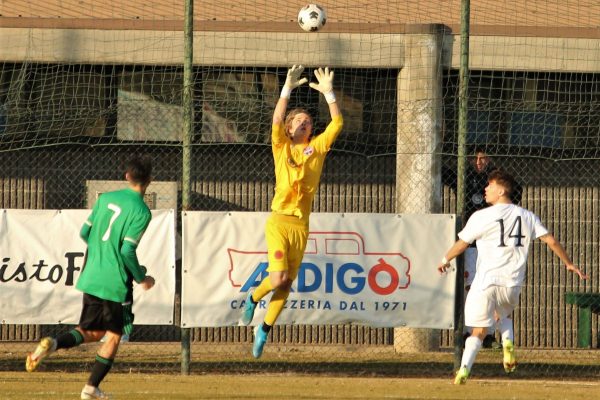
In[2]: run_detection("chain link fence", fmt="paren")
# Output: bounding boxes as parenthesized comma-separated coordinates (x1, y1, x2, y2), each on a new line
(1, 0, 599, 381)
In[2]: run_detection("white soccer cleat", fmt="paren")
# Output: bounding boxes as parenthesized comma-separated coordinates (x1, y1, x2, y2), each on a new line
(26, 337, 56, 372)
(81, 386, 111, 399)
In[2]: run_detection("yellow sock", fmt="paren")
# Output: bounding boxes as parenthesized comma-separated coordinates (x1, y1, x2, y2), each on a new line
(252, 275, 274, 302)
(264, 288, 290, 326)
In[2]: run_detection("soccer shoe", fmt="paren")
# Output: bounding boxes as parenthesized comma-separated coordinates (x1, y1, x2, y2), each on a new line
(81, 386, 111, 399)
(503, 339, 517, 373)
(454, 366, 470, 385)
(241, 292, 257, 326)
(26, 337, 57, 372)
(252, 324, 268, 359)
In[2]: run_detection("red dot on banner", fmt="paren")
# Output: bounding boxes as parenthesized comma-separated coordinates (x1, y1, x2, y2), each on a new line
(274, 250, 284, 260)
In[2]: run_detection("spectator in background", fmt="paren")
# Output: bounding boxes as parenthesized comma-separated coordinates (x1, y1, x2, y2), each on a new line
(465, 147, 494, 221)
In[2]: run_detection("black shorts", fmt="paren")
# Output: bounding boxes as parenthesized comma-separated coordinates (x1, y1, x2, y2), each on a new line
(78, 293, 124, 334)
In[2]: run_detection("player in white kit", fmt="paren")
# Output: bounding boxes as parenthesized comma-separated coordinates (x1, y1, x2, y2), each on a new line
(437, 169, 588, 384)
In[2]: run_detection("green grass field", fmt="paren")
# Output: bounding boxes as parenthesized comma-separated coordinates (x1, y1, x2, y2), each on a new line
(4, 342, 600, 399)
(1, 372, 600, 399)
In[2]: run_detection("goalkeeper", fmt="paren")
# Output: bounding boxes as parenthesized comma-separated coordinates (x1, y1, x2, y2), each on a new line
(240, 65, 343, 358)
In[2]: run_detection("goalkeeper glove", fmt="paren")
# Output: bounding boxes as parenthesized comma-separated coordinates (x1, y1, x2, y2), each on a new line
(309, 67, 336, 103)
(280, 65, 308, 99)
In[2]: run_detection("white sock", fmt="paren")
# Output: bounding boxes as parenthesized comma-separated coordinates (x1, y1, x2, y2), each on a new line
(460, 336, 482, 371)
(499, 317, 514, 343)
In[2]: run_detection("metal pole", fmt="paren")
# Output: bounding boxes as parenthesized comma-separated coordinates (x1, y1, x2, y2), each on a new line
(181, 0, 193, 376)
(454, 0, 470, 371)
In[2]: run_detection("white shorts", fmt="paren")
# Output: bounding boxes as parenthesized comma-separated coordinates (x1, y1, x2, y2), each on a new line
(464, 247, 477, 287)
(464, 285, 521, 328)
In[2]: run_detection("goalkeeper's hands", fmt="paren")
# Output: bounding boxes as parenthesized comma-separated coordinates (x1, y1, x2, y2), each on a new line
(309, 67, 336, 103)
(285, 65, 308, 89)
(281, 65, 308, 98)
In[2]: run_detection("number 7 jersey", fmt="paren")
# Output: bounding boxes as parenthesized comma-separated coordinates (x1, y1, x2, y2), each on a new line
(458, 203, 548, 290)
(76, 188, 152, 302)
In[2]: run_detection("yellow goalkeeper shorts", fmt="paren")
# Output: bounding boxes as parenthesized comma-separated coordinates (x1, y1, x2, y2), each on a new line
(265, 213, 309, 280)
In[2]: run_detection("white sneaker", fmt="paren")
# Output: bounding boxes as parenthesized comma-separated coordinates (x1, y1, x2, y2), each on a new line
(81, 386, 111, 399)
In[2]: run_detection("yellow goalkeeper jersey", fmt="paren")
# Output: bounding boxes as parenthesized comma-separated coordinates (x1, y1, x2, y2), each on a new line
(270, 115, 343, 221)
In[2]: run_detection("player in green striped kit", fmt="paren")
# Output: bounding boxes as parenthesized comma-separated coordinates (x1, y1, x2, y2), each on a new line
(26, 156, 156, 400)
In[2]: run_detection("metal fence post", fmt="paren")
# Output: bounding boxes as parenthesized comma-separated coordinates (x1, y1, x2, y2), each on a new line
(181, 0, 194, 376)
(453, 0, 470, 371)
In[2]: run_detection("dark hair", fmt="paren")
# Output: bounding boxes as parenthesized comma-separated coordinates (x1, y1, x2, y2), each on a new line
(469, 144, 488, 156)
(488, 168, 516, 196)
(125, 155, 152, 186)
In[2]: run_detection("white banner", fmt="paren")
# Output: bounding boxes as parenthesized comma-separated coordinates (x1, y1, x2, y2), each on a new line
(182, 212, 456, 329)
(0, 209, 176, 325)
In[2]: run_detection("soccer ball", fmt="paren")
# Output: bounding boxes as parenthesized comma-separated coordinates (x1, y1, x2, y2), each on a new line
(297, 4, 327, 32)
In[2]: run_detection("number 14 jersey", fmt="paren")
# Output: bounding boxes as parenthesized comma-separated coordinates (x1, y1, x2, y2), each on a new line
(459, 203, 548, 290)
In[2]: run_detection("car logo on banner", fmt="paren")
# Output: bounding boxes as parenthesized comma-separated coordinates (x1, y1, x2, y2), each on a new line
(227, 231, 411, 295)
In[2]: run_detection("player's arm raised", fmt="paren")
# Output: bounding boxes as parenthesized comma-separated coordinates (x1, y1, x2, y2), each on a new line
(273, 65, 307, 126)
(309, 67, 341, 119)
(538, 233, 588, 280)
(438, 239, 470, 274)
(309, 67, 343, 151)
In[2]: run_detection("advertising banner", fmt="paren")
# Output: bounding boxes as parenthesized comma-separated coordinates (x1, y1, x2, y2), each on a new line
(0, 209, 176, 325)
(182, 212, 456, 328)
